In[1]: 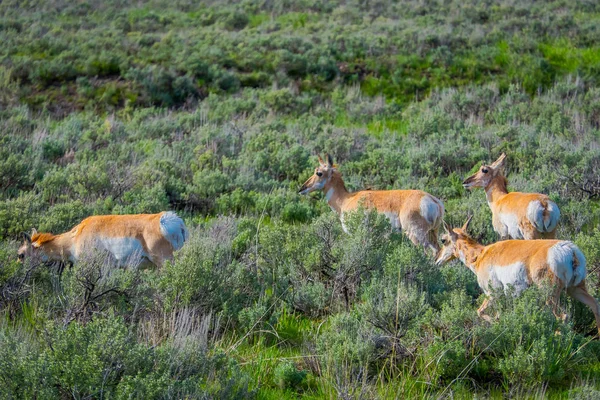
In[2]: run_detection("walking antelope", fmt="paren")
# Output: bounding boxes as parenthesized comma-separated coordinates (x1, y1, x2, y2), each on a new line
(463, 153, 560, 240)
(435, 217, 600, 335)
(18, 212, 188, 268)
(299, 155, 444, 255)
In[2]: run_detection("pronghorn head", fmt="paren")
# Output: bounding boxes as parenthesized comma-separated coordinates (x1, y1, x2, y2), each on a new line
(299, 154, 336, 195)
(17, 229, 50, 263)
(462, 153, 507, 189)
(435, 216, 473, 265)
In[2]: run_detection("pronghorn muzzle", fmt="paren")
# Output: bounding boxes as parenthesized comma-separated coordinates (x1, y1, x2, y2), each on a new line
(299, 175, 317, 195)
(434, 250, 446, 265)
(462, 176, 475, 188)
(298, 182, 309, 195)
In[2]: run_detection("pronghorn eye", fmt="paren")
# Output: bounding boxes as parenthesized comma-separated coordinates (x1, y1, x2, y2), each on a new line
(441, 238, 447, 245)
(316, 172, 323, 177)
(482, 168, 489, 174)
(18, 254, 24, 260)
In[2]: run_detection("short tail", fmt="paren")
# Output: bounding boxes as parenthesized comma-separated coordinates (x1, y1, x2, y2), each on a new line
(527, 200, 560, 233)
(160, 211, 189, 251)
(571, 245, 587, 287)
(548, 241, 587, 287)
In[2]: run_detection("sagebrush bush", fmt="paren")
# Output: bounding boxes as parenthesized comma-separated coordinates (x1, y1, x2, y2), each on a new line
(159, 218, 258, 317)
(474, 287, 597, 387)
(0, 316, 253, 399)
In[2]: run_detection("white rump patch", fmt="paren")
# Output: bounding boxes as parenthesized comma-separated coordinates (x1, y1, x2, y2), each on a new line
(486, 262, 529, 295)
(419, 196, 443, 226)
(526, 200, 544, 232)
(498, 213, 522, 239)
(544, 201, 560, 232)
(548, 241, 587, 287)
(160, 211, 189, 250)
(526, 200, 560, 233)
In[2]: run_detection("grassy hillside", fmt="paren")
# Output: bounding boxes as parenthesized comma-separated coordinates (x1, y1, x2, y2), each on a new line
(2, 0, 600, 113)
(1, 0, 600, 398)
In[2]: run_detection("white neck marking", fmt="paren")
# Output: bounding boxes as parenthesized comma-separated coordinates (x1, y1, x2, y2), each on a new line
(325, 187, 335, 202)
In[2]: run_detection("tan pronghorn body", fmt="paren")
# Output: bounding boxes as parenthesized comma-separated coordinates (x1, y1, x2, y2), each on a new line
(435, 218, 600, 335)
(18, 212, 188, 268)
(299, 155, 444, 254)
(463, 153, 560, 240)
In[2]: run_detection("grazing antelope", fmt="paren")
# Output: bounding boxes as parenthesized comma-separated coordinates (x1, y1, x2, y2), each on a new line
(18, 212, 188, 268)
(463, 153, 560, 240)
(299, 154, 444, 255)
(435, 217, 600, 335)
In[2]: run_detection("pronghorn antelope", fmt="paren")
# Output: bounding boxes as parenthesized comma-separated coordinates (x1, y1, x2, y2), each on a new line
(435, 217, 600, 335)
(299, 154, 444, 254)
(18, 212, 188, 268)
(463, 153, 560, 240)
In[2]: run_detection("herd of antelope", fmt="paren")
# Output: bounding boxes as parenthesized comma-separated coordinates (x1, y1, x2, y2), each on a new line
(16, 153, 600, 335)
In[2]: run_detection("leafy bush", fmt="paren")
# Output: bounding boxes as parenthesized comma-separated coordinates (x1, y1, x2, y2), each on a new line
(159, 219, 259, 321)
(273, 361, 308, 390)
(0, 316, 253, 399)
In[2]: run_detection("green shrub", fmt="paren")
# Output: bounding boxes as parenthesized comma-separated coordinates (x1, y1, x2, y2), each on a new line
(474, 287, 596, 388)
(223, 10, 249, 31)
(159, 219, 259, 321)
(273, 361, 308, 390)
(0, 316, 253, 399)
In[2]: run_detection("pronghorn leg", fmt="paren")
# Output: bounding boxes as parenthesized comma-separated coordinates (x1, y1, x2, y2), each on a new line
(405, 230, 421, 248)
(427, 227, 440, 255)
(522, 232, 535, 240)
(424, 242, 439, 257)
(57, 261, 65, 277)
(547, 285, 568, 322)
(423, 235, 439, 257)
(147, 254, 164, 269)
(407, 229, 436, 256)
(521, 225, 540, 240)
(477, 297, 493, 322)
(567, 283, 600, 336)
(492, 217, 508, 240)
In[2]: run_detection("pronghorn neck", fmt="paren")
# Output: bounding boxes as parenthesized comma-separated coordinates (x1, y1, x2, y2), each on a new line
(35, 232, 74, 262)
(323, 172, 350, 214)
(456, 238, 485, 273)
(485, 175, 508, 204)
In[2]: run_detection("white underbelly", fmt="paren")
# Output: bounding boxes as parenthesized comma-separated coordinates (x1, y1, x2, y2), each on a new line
(485, 262, 529, 295)
(86, 237, 148, 265)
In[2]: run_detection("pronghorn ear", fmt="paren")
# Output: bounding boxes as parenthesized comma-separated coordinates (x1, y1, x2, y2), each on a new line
(22, 232, 31, 244)
(326, 153, 334, 167)
(491, 153, 507, 170)
(31, 228, 38, 237)
(461, 215, 473, 233)
(317, 154, 325, 165)
(443, 221, 458, 241)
